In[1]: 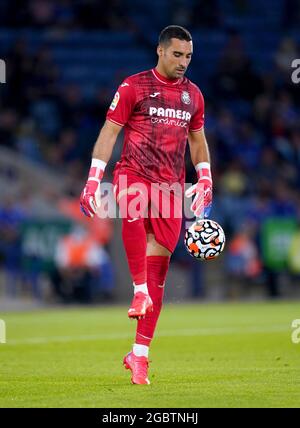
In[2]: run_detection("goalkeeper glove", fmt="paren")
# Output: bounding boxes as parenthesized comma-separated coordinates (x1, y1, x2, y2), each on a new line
(185, 162, 212, 219)
(80, 158, 106, 218)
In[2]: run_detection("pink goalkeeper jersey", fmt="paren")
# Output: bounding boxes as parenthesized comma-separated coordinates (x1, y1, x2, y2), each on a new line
(106, 68, 205, 185)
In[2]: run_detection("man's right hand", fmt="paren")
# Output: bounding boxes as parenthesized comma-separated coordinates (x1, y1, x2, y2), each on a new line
(80, 159, 106, 218)
(80, 179, 102, 218)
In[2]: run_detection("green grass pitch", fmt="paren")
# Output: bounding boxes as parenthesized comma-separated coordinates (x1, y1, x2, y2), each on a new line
(0, 301, 299, 408)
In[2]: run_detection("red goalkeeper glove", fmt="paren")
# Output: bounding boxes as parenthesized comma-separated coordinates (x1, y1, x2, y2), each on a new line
(185, 162, 212, 219)
(80, 159, 107, 218)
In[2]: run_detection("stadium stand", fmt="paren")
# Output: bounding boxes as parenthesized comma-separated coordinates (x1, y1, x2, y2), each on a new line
(1, 0, 300, 302)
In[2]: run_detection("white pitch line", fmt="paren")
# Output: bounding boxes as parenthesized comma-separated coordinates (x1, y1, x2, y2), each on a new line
(4, 325, 288, 346)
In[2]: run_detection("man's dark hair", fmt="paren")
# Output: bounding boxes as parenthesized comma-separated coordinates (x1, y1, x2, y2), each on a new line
(158, 25, 192, 47)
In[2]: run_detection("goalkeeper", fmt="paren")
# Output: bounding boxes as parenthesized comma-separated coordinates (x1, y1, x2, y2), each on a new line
(80, 25, 212, 384)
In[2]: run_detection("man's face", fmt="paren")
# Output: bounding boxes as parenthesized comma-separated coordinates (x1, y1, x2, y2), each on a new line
(157, 38, 193, 79)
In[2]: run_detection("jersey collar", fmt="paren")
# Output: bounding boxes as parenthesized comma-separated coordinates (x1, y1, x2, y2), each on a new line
(151, 68, 181, 85)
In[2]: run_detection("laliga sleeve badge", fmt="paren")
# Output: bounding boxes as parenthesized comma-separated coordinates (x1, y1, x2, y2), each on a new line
(109, 91, 120, 111)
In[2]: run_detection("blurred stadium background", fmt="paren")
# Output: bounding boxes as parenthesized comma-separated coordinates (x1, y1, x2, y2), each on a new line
(1, 0, 300, 309)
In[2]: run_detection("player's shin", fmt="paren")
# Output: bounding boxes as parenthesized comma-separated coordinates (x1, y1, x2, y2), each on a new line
(135, 255, 170, 350)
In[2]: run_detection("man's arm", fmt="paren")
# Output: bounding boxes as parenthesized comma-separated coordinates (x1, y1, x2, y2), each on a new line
(92, 120, 122, 162)
(80, 120, 122, 218)
(186, 128, 213, 219)
(188, 128, 210, 166)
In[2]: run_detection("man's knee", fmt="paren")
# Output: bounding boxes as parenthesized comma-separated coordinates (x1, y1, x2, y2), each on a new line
(146, 234, 171, 257)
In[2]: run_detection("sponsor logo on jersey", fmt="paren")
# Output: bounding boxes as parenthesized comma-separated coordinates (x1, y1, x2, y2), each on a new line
(149, 107, 191, 121)
(151, 117, 188, 127)
(181, 91, 191, 104)
(109, 91, 120, 111)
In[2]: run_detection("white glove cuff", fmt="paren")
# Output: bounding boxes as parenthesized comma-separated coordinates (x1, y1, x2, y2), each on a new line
(195, 162, 211, 180)
(91, 158, 107, 170)
(89, 158, 107, 180)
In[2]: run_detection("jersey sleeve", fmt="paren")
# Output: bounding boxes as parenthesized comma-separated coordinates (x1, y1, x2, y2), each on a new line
(106, 79, 136, 127)
(189, 89, 205, 132)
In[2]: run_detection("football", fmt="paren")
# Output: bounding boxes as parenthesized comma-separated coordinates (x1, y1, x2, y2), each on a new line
(184, 219, 225, 260)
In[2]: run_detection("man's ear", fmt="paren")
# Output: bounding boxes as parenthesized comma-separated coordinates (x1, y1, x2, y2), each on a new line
(157, 45, 163, 57)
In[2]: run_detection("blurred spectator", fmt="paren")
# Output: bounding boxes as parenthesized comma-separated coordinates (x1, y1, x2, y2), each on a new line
(213, 31, 263, 100)
(171, 0, 193, 28)
(5, 40, 32, 111)
(290, 130, 300, 173)
(0, 109, 19, 148)
(52, 225, 114, 303)
(28, 0, 57, 27)
(59, 84, 83, 128)
(270, 180, 298, 217)
(227, 225, 262, 279)
(29, 47, 60, 99)
(15, 119, 43, 163)
(57, 197, 114, 245)
(274, 37, 299, 81)
(0, 196, 40, 298)
(219, 159, 248, 196)
(225, 223, 262, 298)
(235, 121, 262, 171)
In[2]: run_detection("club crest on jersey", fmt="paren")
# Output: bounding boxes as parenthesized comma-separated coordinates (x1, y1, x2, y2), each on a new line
(181, 91, 191, 105)
(109, 91, 120, 111)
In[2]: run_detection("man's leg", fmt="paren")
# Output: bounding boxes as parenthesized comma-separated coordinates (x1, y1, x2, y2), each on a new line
(118, 186, 153, 318)
(122, 181, 180, 384)
(124, 234, 171, 384)
(133, 234, 171, 357)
